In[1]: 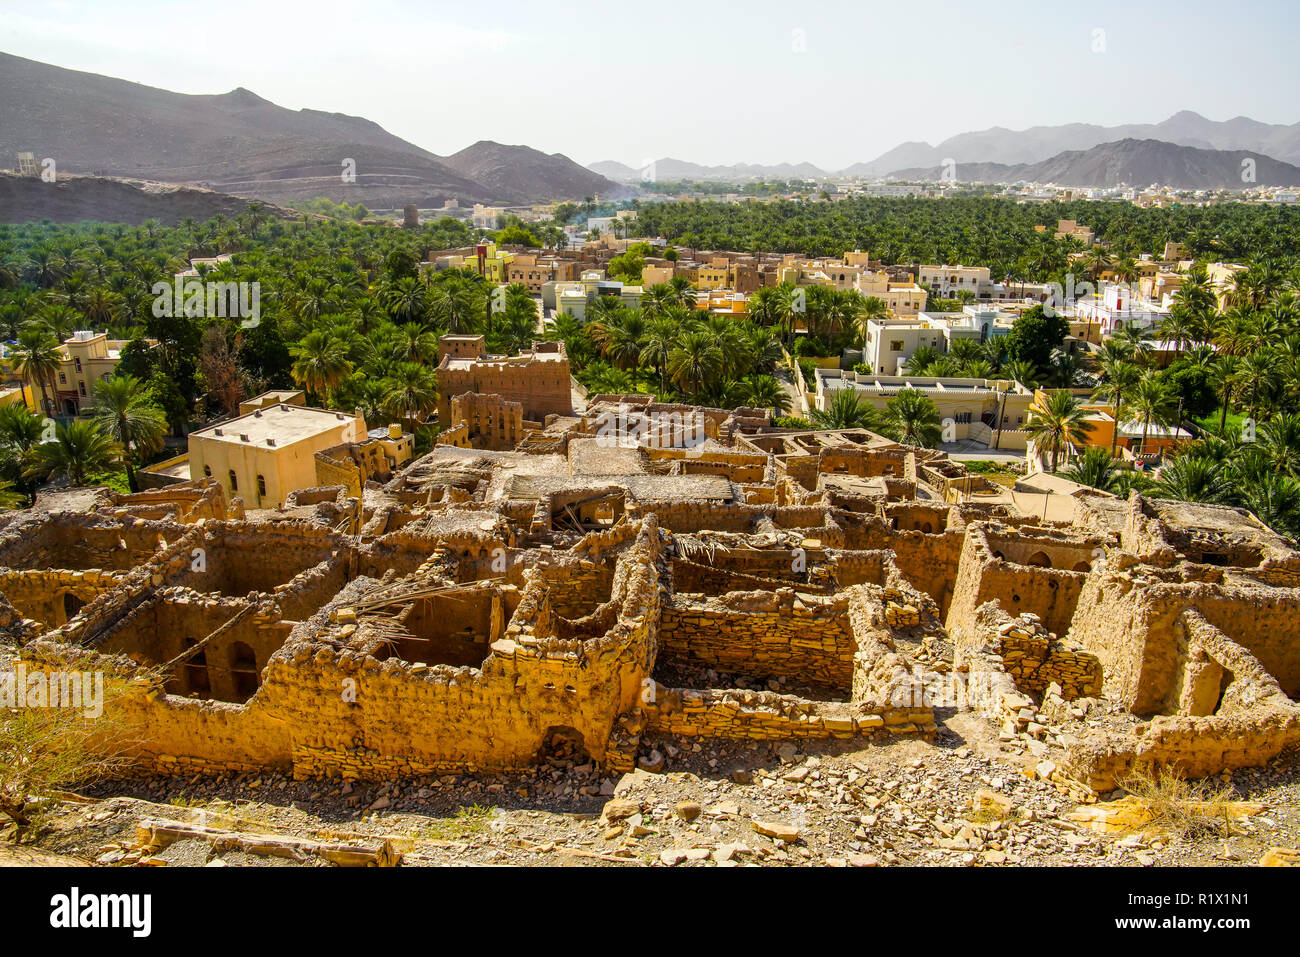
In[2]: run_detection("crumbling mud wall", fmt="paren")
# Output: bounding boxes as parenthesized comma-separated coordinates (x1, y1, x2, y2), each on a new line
(642, 685, 933, 741)
(658, 589, 855, 691)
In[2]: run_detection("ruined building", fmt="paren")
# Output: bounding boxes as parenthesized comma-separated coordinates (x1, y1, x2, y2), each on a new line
(2, 394, 1297, 798)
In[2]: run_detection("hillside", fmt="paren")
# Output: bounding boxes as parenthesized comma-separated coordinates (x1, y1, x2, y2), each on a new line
(0, 52, 612, 207)
(885, 138, 1300, 189)
(442, 141, 619, 204)
(851, 111, 1300, 177)
(590, 157, 828, 183)
(0, 171, 297, 225)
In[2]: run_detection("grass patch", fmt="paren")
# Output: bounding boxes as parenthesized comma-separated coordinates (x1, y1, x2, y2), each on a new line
(411, 803, 495, 841)
(1118, 765, 1238, 842)
(1192, 406, 1247, 439)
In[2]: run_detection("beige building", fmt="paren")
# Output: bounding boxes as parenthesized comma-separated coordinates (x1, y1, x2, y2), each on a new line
(1055, 220, 1095, 244)
(813, 369, 1035, 447)
(918, 265, 991, 298)
(854, 274, 929, 317)
(36, 331, 143, 417)
(435, 335, 571, 425)
(188, 402, 370, 509)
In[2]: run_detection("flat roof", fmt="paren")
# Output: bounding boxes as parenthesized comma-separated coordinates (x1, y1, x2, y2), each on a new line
(191, 404, 355, 448)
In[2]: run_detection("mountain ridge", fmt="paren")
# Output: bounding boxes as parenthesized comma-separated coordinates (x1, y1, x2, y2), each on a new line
(886, 138, 1300, 189)
(0, 51, 619, 207)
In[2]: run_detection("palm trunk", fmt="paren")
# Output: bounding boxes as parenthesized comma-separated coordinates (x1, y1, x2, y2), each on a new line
(1219, 391, 1230, 435)
(1110, 396, 1122, 458)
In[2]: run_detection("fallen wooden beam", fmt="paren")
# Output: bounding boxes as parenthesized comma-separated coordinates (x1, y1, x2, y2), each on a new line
(136, 818, 401, 867)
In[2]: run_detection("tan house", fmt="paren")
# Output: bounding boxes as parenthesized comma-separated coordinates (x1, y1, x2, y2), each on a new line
(40, 331, 143, 417)
(188, 403, 370, 509)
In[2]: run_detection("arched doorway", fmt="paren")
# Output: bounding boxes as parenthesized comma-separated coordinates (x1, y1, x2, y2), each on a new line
(62, 591, 85, 622)
(182, 638, 211, 696)
(230, 641, 259, 702)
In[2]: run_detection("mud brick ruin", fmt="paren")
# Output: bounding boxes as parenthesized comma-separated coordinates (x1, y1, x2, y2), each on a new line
(2, 392, 1298, 799)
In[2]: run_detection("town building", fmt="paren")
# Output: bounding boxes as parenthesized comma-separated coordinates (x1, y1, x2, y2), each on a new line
(918, 265, 992, 299)
(860, 307, 1014, 375)
(1071, 283, 1168, 335)
(187, 401, 375, 510)
(546, 271, 643, 319)
(434, 335, 571, 426)
(813, 369, 1035, 448)
(30, 331, 143, 417)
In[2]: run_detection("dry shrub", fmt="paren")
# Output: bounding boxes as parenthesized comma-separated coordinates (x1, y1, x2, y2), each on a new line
(0, 669, 141, 838)
(1118, 763, 1238, 842)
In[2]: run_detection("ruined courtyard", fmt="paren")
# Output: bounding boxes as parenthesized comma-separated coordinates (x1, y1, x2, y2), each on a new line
(3, 393, 1300, 866)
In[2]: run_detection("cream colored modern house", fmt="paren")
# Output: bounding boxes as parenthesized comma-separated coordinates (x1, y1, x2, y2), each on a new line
(813, 369, 1035, 449)
(188, 403, 370, 509)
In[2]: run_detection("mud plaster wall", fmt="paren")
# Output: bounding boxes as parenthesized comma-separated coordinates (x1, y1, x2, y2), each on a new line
(0, 569, 123, 631)
(1068, 572, 1300, 713)
(946, 532, 1087, 642)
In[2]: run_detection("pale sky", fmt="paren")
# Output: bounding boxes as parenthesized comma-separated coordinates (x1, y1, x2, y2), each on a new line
(2, 0, 1297, 170)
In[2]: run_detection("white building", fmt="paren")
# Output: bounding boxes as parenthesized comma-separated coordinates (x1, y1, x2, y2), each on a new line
(860, 307, 1015, 375)
(1072, 283, 1168, 335)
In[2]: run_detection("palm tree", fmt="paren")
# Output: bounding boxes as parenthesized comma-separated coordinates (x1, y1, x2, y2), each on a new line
(1063, 446, 1120, 492)
(1208, 355, 1241, 436)
(0, 480, 24, 511)
(1127, 374, 1178, 457)
(392, 325, 440, 367)
(743, 375, 791, 414)
(883, 388, 943, 447)
(0, 404, 47, 504)
(641, 283, 678, 319)
(1003, 359, 1039, 389)
(1258, 412, 1300, 478)
(380, 362, 438, 433)
(1082, 247, 1112, 282)
(1025, 390, 1090, 471)
(10, 326, 63, 418)
(290, 331, 354, 405)
(1233, 350, 1281, 424)
(1155, 454, 1232, 504)
(25, 420, 120, 487)
(1230, 451, 1300, 539)
(667, 331, 723, 396)
(1093, 359, 1141, 457)
(90, 375, 168, 492)
(639, 317, 679, 395)
(810, 389, 882, 430)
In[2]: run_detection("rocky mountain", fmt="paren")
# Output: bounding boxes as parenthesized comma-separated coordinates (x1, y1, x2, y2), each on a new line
(0, 170, 297, 225)
(443, 141, 620, 204)
(886, 139, 1300, 189)
(0, 52, 617, 208)
(590, 158, 828, 183)
(850, 111, 1300, 177)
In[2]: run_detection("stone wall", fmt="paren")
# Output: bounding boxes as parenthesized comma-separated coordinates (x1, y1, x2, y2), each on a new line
(0, 568, 125, 633)
(449, 392, 524, 452)
(658, 589, 855, 691)
(643, 685, 934, 741)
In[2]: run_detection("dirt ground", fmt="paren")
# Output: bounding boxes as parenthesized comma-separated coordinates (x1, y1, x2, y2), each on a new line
(8, 712, 1298, 868)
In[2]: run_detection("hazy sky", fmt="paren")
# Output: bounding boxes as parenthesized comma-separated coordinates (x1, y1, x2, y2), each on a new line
(2, 0, 1298, 170)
